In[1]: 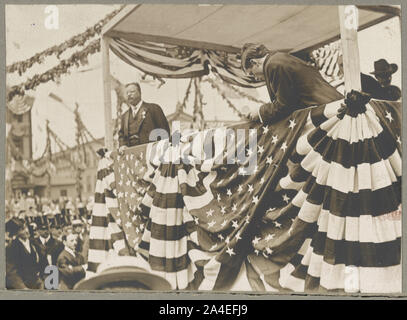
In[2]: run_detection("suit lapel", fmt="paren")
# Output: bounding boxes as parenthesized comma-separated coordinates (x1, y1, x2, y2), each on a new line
(124, 109, 130, 139)
(64, 249, 76, 262)
(134, 102, 147, 133)
(18, 239, 32, 255)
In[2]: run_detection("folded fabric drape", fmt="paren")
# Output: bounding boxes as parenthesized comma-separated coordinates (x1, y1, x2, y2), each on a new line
(88, 98, 401, 293)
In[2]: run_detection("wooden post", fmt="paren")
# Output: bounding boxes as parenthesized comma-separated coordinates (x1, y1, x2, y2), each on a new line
(338, 6, 361, 93)
(102, 36, 113, 150)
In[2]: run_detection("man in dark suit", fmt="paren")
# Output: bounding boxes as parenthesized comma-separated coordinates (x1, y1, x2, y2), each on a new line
(32, 224, 64, 279)
(57, 233, 86, 290)
(72, 219, 89, 263)
(118, 82, 170, 153)
(241, 43, 343, 124)
(6, 218, 43, 289)
(361, 59, 401, 101)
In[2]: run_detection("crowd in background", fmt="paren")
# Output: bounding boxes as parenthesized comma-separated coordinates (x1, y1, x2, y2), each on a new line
(5, 191, 93, 290)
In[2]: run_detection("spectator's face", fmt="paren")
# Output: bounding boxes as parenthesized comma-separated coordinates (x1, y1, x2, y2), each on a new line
(65, 234, 77, 250)
(73, 225, 83, 234)
(375, 73, 392, 87)
(17, 227, 30, 241)
(39, 229, 50, 238)
(126, 84, 141, 106)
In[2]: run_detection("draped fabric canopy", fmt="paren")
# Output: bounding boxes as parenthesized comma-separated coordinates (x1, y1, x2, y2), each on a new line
(103, 5, 398, 86)
(109, 37, 264, 88)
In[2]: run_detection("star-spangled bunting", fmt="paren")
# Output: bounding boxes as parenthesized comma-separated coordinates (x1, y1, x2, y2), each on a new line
(88, 98, 401, 293)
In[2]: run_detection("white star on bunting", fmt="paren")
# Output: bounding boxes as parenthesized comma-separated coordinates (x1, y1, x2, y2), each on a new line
(226, 247, 235, 256)
(385, 111, 393, 122)
(252, 196, 259, 204)
(265, 234, 275, 241)
(262, 125, 269, 134)
(252, 236, 261, 245)
(206, 209, 214, 217)
(274, 221, 282, 228)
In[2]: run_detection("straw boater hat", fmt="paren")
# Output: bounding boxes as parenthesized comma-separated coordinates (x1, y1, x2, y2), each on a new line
(72, 219, 84, 226)
(74, 256, 172, 290)
(370, 59, 398, 75)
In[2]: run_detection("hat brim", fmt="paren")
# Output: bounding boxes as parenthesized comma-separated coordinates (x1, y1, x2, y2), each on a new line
(370, 63, 398, 75)
(73, 267, 172, 291)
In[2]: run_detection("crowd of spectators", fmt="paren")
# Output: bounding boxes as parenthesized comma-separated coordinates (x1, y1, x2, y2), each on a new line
(5, 191, 94, 290)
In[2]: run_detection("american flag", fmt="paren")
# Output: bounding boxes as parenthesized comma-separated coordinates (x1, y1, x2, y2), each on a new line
(88, 98, 401, 293)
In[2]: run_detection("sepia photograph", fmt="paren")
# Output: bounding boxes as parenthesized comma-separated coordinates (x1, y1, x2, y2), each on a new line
(4, 4, 402, 295)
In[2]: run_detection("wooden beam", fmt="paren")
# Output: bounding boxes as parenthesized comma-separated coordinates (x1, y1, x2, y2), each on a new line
(101, 36, 113, 150)
(338, 5, 361, 93)
(356, 5, 400, 17)
(107, 30, 242, 54)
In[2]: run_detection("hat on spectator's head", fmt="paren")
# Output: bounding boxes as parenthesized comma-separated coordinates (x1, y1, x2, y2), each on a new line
(6, 218, 25, 237)
(370, 59, 398, 75)
(38, 222, 49, 231)
(72, 219, 83, 226)
(74, 256, 172, 291)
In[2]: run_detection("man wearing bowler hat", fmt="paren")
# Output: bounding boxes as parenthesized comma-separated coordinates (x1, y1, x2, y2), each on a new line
(361, 59, 401, 101)
(118, 82, 170, 153)
(32, 223, 64, 279)
(6, 218, 43, 289)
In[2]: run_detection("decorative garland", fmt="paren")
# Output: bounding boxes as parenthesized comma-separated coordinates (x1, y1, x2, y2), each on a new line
(204, 77, 246, 120)
(193, 78, 205, 130)
(6, 5, 125, 75)
(179, 78, 194, 110)
(7, 39, 101, 102)
(221, 80, 267, 104)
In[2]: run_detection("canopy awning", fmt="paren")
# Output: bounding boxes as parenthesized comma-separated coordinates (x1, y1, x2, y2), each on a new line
(100, 4, 400, 150)
(102, 4, 400, 54)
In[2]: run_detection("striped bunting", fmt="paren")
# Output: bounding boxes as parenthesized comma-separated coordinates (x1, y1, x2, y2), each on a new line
(87, 98, 401, 293)
(109, 37, 264, 88)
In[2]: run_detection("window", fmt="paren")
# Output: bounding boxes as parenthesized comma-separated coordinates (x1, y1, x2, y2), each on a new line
(60, 189, 67, 197)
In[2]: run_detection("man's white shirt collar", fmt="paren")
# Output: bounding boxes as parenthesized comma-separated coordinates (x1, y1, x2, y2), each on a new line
(65, 246, 76, 257)
(40, 235, 50, 245)
(131, 100, 143, 117)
